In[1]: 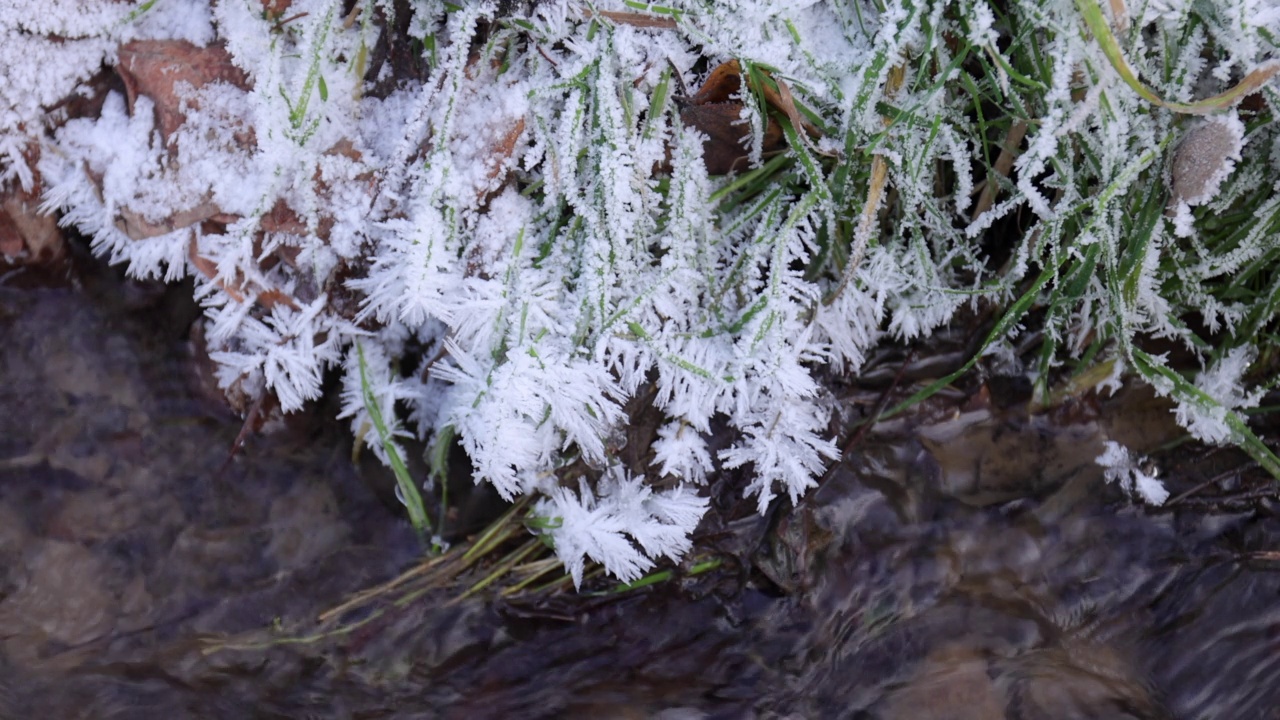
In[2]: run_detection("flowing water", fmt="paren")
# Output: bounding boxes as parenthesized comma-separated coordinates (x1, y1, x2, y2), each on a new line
(2, 256, 1279, 719)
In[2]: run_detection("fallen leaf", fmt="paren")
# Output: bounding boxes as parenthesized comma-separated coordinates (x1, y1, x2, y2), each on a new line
(187, 236, 299, 311)
(116, 40, 250, 141)
(684, 60, 744, 106)
(676, 60, 824, 174)
(0, 197, 62, 263)
(1170, 116, 1244, 207)
(115, 202, 235, 241)
(755, 69, 822, 141)
(587, 9, 678, 29)
(0, 143, 64, 265)
(479, 117, 527, 205)
(679, 103, 780, 175)
(260, 198, 308, 237)
(261, 0, 292, 20)
(677, 60, 784, 174)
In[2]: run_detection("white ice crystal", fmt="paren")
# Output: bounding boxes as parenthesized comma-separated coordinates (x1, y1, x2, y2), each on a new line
(1096, 441, 1170, 506)
(534, 468, 709, 588)
(1173, 347, 1264, 446)
(209, 298, 349, 413)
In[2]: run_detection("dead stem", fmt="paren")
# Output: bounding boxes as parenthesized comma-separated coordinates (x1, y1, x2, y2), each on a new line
(825, 63, 905, 306)
(971, 119, 1028, 223)
(316, 496, 533, 623)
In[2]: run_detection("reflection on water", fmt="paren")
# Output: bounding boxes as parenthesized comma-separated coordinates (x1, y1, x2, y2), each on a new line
(2, 260, 1279, 719)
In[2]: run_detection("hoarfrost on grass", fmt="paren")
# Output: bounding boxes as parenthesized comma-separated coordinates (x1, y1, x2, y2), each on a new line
(11, 0, 1280, 583)
(535, 469, 709, 588)
(1173, 347, 1264, 446)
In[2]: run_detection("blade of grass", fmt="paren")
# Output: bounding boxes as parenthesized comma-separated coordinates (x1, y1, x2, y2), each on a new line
(356, 341, 431, 538)
(1131, 349, 1280, 478)
(1076, 0, 1280, 114)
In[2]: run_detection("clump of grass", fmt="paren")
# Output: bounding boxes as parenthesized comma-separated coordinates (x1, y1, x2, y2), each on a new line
(825, 0, 1280, 478)
(17, 0, 1280, 590)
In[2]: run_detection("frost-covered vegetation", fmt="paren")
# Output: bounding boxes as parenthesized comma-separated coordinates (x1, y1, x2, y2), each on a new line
(4, 0, 1280, 585)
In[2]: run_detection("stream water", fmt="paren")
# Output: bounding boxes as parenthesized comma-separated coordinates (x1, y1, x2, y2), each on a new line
(2, 256, 1279, 719)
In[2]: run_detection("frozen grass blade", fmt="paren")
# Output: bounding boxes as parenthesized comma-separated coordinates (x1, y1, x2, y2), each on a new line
(825, 63, 904, 306)
(1075, 0, 1280, 115)
(356, 342, 431, 539)
(1132, 349, 1280, 477)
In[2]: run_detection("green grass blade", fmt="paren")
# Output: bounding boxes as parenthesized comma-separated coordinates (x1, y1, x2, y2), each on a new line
(357, 342, 432, 538)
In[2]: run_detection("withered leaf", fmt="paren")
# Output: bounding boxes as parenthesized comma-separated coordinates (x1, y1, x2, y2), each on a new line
(0, 195, 63, 264)
(1170, 117, 1243, 207)
(115, 202, 234, 241)
(585, 9, 678, 29)
(677, 59, 821, 174)
(116, 40, 251, 141)
(684, 60, 744, 106)
(762, 74, 823, 142)
(680, 103, 783, 175)
(188, 236, 299, 311)
(0, 142, 64, 266)
(478, 117, 527, 206)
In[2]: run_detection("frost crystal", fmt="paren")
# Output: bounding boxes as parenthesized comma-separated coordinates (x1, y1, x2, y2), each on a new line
(535, 469, 709, 588)
(1174, 347, 1263, 445)
(1096, 441, 1170, 506)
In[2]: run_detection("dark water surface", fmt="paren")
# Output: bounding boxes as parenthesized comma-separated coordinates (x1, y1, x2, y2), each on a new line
(2, 262, 1280, 719)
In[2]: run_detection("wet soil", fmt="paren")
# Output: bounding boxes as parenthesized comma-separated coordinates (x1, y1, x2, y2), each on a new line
(2, 255, 1280, 719)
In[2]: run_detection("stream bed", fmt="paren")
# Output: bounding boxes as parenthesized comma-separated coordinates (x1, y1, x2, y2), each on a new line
(2, 257, 1280, 719)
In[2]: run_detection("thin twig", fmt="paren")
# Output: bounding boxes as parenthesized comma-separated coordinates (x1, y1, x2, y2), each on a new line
(584, 9, 678, 29)
(1165, 464, 1255, 506)
(825, 63, 905, 306)
(971, 119, 1028, 223)
(1175, 487, 1279, 506)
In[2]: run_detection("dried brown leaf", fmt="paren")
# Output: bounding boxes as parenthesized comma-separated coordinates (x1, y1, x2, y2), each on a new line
(116, 202, 232, 241)
(116, 40, 251, 141)
(0, 143, 64, 265)
(765, 75, 823, 142)
(187, 236, 299, 311)
(478, 117, 527, 205)
(677, 60, 800, 174)
(684, 60, 743, 106)
(680, 103, 784, 175)
(587, 9, 678, 29)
